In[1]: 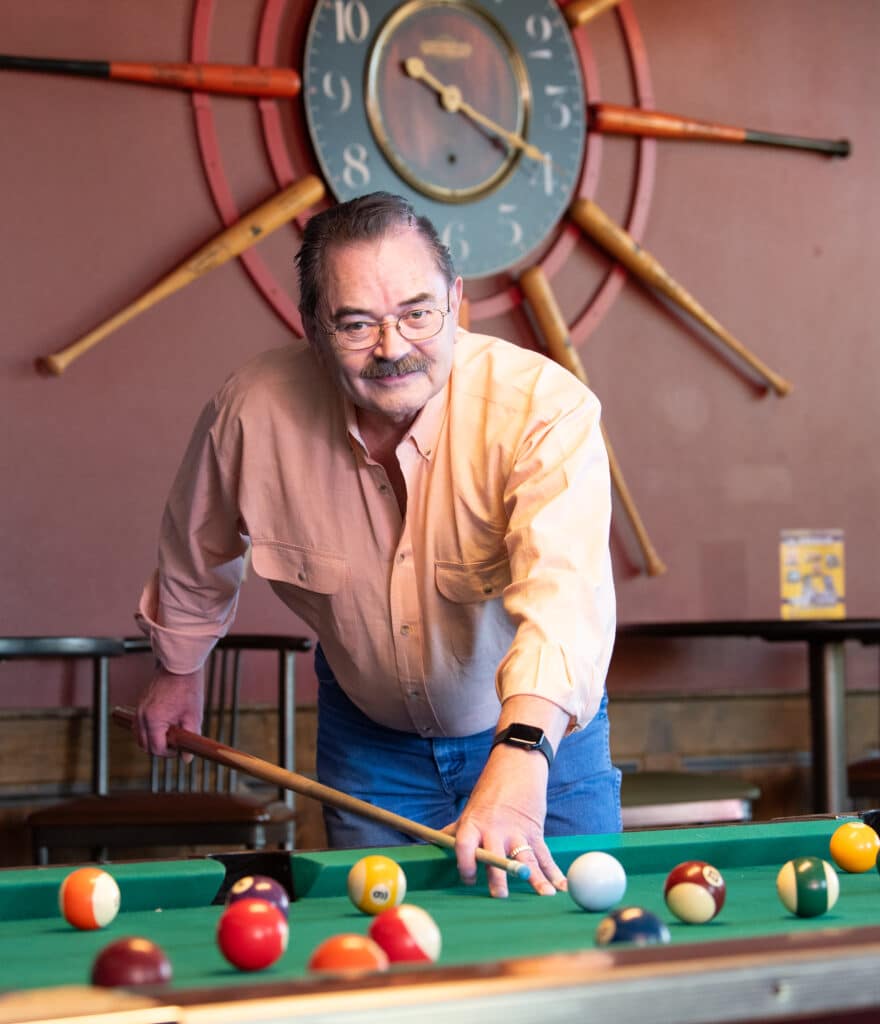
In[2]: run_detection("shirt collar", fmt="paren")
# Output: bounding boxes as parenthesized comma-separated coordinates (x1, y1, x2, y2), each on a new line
(342, 343, 456, 461)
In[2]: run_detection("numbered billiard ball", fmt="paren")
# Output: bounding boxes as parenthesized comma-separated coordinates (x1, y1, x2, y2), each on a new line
(225, 874, 290, 919)
(91, 937, 172, 987)
(664, 860, 726, 924)
(59, 866, 120, 930)
(368, 904, 442, 963)
(566, 851, 627, 912)
(308, 933, 390, 974)
(346, 855, 407, 915)
(216, 898, 289, 971)
(830, 821, 880, 873)
(595, 907, 671, 947)
(776, 856, 839, 917)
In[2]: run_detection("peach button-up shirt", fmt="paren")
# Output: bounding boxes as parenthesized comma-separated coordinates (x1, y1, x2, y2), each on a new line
(137, 328, 615, 737)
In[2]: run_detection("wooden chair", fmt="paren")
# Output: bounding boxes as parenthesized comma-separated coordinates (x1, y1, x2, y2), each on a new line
(27, 633, 312, 864)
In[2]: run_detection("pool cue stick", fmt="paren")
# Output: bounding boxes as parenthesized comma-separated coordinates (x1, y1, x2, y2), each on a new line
(568, 198, 793, 396)
(564, 0, 622, 29)
(519, 266, 666, 577)
(111, 706, 531, 881)
(0, 55, 301, 98)
(589, 103, 850, 158)
(37, 174, 325, 376)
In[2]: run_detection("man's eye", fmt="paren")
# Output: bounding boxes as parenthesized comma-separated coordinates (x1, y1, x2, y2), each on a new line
(341, 321, 370, 334)
(404, 309, 429, 322)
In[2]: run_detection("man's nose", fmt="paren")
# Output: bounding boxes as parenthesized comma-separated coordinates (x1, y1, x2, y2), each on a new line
(372, 319, 413, 360)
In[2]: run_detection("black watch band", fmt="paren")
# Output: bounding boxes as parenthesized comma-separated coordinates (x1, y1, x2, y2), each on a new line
(491, 723, 554, 768)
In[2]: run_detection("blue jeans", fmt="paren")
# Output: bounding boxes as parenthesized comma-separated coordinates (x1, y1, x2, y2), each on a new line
(315, 645, 621, 848)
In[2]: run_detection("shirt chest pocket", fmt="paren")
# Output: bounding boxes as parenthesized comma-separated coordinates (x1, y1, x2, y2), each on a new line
(434, 555, 514, 666)
(434, 555, 512, 604)
(251, 542, 350, 632)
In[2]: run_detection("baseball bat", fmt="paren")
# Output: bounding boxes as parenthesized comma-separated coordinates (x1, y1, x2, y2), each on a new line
(520, 265, 667, 577)
(37, 175, 325, 376)
(0, 54, 301, 98)
(564, 0, 623, 28)
(569, 198, 792, 396)
(589, 103, 850, 158)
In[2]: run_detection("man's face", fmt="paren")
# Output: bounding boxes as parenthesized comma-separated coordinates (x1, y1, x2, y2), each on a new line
(307, 228, 463, 437)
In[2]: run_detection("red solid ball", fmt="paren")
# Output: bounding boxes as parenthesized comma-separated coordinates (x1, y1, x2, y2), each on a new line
(91, 937, 172, 987)
(217, 898, 289, 971)
(368, 904, 442, 963)
(664, 860, 726, 924)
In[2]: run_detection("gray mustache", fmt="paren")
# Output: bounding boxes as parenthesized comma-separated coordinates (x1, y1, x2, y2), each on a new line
(360, 356, 431, 379)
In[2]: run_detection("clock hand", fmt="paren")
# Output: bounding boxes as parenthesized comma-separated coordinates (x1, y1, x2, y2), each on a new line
(403, 57, 548, 163)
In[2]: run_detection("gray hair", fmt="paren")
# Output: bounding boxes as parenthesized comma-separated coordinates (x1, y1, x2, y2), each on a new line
(296, 192, 456, 326)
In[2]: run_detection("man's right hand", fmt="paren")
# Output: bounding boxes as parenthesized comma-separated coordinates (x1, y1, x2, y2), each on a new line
(134, 666, 205, 760)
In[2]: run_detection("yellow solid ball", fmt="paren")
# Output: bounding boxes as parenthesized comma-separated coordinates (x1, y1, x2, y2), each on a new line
(347, 855, 407, 915)
(829, 821, 880, 873)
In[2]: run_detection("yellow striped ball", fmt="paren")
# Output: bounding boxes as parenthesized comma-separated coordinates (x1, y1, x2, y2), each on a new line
(347, 855, 407, 915)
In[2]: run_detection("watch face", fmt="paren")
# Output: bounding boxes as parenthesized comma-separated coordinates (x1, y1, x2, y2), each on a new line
(304, 0, 586, 278)
(505, 724, 545, 745)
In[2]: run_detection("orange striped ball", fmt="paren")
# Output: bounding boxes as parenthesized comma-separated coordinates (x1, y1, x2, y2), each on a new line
(59, 867, 120, 930)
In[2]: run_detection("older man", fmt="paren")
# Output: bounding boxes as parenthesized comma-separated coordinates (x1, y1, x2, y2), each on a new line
(134, 192, 619, 898)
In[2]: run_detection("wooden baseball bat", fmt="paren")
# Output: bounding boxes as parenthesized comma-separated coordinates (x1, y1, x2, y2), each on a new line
(590, 103, 850, 158)
(520, 265, 666, 577)
(0, 55, 301, 98)
(111, 706, 530, 880)
(569, 198, 792, 396)
(37, 175, 325, 376)
(564, 0, 623, 28)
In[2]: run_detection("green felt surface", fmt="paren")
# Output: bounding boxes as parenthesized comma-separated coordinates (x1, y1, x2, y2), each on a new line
(2, 819, 878, 993)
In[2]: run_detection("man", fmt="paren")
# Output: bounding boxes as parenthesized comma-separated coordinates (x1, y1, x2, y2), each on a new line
(134, 192, 619, 899)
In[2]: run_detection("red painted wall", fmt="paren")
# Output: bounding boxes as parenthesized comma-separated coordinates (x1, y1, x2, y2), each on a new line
(1, 1, 877, 710)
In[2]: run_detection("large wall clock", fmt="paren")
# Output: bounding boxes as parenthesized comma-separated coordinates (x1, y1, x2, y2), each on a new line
(303, 0, 587, 278)
(28, 0, 848, 576)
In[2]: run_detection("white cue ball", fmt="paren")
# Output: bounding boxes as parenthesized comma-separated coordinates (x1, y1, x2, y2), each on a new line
(567, 851, 627, 912)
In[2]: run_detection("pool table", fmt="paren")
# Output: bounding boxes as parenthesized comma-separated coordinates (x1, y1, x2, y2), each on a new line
(3, 818, 880, 1023)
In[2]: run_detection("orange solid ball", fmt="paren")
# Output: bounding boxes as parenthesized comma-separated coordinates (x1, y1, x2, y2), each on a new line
(829, 821, 880, 873)
(308, 934, 389, 975)
(59, 867, 121, 930)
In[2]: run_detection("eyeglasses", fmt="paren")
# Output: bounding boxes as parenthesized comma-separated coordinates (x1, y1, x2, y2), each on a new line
(327, 296, 451, 351)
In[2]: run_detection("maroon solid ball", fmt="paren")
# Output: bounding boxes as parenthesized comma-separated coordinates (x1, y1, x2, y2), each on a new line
(664, 860, 726, 924)
(225, 874, 290, 919)
(91, 937, 172, 987)
(217, 898, 289, 971)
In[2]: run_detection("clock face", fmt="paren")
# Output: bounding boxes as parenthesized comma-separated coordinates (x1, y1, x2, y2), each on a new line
(303, 0, 586, 278)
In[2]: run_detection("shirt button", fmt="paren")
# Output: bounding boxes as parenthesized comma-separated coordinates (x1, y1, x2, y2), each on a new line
(400, 624, 411, 636)
(398, 553, 405, 562)
(297, 572, 306, 582)
(378, 483, 389, 493)
(482, 584, 493, 594)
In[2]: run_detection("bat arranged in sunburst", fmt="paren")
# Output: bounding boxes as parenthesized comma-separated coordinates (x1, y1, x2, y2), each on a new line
(6, 0, 850, 575)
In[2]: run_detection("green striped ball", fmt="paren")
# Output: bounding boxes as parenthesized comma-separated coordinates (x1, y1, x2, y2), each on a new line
(776, 856, 839, 917)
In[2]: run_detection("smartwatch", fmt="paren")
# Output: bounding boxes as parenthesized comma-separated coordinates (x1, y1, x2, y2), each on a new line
(491, 723, 554, 768)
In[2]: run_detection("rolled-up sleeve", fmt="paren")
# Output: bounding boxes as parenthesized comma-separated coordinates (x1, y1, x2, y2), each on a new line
(495, 386, 615, 729)
(135, 398, 249, 673)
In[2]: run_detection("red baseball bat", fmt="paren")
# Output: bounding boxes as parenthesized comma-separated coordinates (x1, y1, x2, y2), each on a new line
(0, 54, 300, 98)
(589, 103, 850, 158)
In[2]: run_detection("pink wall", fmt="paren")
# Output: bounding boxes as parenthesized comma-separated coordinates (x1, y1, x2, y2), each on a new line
(1, 1, 878, 710)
